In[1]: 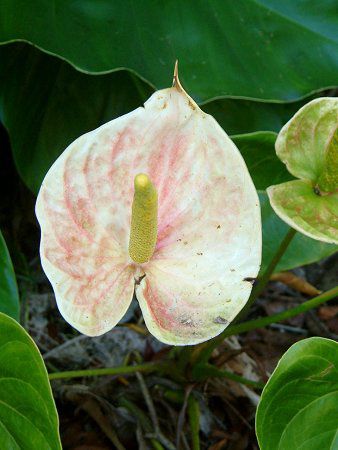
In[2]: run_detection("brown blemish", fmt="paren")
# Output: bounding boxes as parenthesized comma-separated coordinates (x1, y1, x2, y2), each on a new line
(230, 269, 235, 272)
(197, 252, 203, 256)
(313, 185, 322, 196)
(135, 274, 146, 286)
(183, 241, 188, 245)
(161, 101, 167, 109)
(180, 318, 193, 326)
(217, 225, 221, 229)
(243, 277, 256, 285)
(188, 99, 196, 110)
(213, 316, 228, 324)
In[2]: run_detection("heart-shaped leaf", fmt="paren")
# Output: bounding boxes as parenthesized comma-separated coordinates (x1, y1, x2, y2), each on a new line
(256, 337, 338, 450)
(0, 230, 19, 320)
(268, 98, 338, 244)
(1, 1, 337, 102)
(259, 192, 336, 273)
(0, 312, 61, 448)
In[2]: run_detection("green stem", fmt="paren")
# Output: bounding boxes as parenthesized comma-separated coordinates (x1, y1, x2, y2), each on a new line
(187, 395, 201, 450)
(194, 285, 338, 364)
(250, 227, 297, 305)
(48, 362, 163, 381)
(193, 364, 264, 389)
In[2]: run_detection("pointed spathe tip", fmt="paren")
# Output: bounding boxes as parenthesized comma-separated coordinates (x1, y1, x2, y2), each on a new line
(173, 60, 178, 83)
(172, 59, 183, 91)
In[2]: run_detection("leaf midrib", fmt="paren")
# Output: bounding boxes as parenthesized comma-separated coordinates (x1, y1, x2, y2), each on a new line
(277, 390, 338, 449)
(0, 399, 52, 449)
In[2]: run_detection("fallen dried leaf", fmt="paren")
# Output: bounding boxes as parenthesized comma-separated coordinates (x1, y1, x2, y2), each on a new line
(271, 272, 321, 296)
(208, 438, 229, 450)
(318, 305, 338, 321)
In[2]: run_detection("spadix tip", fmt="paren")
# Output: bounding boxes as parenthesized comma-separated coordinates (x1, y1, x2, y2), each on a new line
(134, 173, 151, 190)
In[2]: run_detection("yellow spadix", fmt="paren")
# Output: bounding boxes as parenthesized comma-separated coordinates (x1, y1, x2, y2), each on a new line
(128, 173, 158, 263)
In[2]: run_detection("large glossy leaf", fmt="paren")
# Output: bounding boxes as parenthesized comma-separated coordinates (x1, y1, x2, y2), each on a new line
(0, 230, 19, 320)
(0, 43, 152, 194)
(0, 312, 61, 449)
(259, 192, 336, 273)
(0, 44, 314, 194)
(203, 99, 308, 135)
(0, 46, 335, 274)
(256, 337, 338, 450)
(0, 1, 337, 102)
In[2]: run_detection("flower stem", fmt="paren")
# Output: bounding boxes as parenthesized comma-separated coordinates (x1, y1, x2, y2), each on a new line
(250, 227, 297, 304)
(48, 362, 162, 381)
(187, 395, 201, 450)
(193, 285, 338, 364)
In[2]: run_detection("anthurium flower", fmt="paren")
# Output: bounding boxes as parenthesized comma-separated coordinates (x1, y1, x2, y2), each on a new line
(36, 66, 261, 345)
(268, 98, 338, 245)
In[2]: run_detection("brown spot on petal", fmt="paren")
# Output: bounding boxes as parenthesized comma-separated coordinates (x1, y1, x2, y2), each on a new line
(135, 274, 146, 286)
(213, 316, 228, 324)
(188, 99, 196, 110)
(181, 318, 193, 326)
(243, 277, 256, 285)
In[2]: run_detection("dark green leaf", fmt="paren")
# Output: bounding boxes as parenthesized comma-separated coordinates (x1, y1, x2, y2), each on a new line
(256, 337, 338, 450)
(0, 44, 317, 194)
(0, 43, 152, 193)
(203, 99, 307, 135)
(0, 0, 337, 102)
(0, 230, 19, 320)
(259, 192, 336, 273)
(233, 132, 292, 190)
(0, 312, 61, 449)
